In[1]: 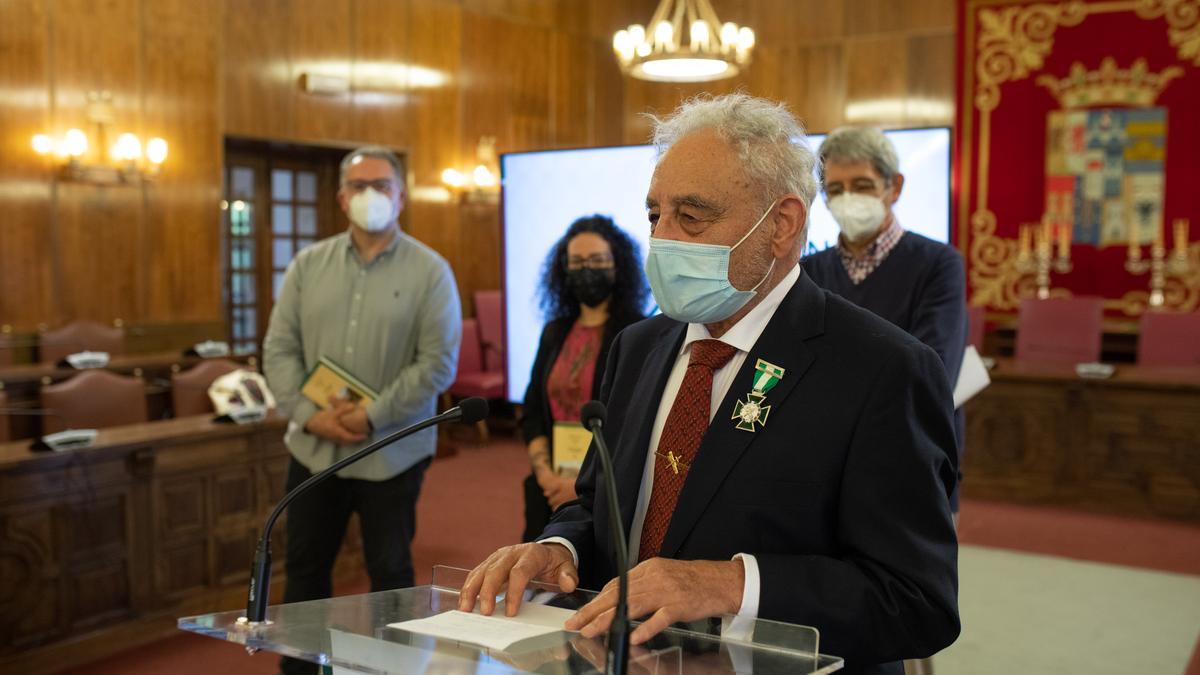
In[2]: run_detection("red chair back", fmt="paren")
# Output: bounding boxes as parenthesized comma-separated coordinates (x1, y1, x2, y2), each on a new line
(40, 370, 148, 434)
(474, 290, 504, 373)
(457, 318, 484, 376)
(1137, 311, 1200, 367)
(171, 359, 243, 417)
(40, 320, 125, 364)
(1015, 297, 1104, 365)
(967, 305, 986, 351)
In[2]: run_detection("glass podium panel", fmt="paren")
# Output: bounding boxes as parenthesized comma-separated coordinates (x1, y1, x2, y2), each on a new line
(178, 566, 843, 674)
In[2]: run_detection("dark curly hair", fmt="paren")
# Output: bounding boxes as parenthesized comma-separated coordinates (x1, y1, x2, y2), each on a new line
(537, 214, 650, 325)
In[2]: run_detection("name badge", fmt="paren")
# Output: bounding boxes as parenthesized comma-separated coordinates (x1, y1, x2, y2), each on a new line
(552, 422, 593, 474)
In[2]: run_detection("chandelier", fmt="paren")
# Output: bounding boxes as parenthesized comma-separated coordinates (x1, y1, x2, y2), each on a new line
(612, 0, 755, 83)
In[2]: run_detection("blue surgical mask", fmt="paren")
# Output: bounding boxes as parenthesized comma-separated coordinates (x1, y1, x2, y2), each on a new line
(645, 201, 777, 324)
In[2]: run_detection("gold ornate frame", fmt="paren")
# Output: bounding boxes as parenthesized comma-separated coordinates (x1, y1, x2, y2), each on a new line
(961, 0, 1200, 314)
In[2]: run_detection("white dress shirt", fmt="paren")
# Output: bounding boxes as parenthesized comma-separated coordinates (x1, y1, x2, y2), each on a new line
(545, 264, 801, 632)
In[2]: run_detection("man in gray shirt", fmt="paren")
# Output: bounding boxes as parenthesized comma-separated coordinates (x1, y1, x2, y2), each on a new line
(264, 146, 461, 675)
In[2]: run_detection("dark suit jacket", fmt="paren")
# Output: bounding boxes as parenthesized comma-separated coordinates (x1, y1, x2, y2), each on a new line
(540, 269, 960, 674)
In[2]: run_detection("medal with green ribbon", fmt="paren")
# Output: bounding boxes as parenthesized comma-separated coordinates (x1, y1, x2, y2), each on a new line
(732, 359, 785, 432)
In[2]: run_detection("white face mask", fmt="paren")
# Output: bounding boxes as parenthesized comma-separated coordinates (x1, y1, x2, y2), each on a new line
(828, 193, 886, 243)
(348, 188, 395, 232)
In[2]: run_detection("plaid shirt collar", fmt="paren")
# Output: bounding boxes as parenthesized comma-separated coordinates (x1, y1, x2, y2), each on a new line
(838, 218, 904, 285)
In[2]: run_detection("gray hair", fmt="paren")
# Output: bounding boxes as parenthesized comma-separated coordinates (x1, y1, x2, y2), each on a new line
(649, 93, 817, 209)
(818, 126, 899, 184)
(339, 145, 405, 186)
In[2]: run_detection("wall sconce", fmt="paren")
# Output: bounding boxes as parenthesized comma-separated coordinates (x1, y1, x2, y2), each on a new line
(31, 90, 167, 185)
(441, 136, 499, 204)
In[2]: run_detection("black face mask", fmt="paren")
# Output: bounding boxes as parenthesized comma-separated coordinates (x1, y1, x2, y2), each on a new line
(566, 268, 616, 308)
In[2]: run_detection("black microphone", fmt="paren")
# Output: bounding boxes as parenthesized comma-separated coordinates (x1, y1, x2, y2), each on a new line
(243, 397, 489, 624)
(580, 400, 629, 675)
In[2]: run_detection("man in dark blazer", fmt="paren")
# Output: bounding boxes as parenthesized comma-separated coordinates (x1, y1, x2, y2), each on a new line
(459, 94, 960, 674)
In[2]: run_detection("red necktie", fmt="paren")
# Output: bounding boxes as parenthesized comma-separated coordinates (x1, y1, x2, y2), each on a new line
(638, 339, 738, 562)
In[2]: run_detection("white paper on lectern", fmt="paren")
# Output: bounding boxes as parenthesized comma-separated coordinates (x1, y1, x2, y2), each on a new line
(953, 345, 991, 408)
(388, 604, 575, 652)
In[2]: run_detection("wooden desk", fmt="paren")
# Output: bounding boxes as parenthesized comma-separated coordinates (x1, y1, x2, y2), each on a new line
(963, 358, 1200, 522)
(0, 352, 255, 439)
(0, 413, 363, 674)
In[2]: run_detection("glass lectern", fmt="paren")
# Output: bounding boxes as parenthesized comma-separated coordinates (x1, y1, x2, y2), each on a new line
(179, 566, 843, 674)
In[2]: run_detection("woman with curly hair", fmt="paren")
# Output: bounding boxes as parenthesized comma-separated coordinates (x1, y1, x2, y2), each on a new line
(520, 214, 649, 541)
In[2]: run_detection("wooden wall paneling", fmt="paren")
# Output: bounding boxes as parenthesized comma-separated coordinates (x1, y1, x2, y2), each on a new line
(749, 0, 844, 44)
(223, 0, 292, 139)
(792, 45, 847, 134)
(905, 32, 956, 127)
(551, 0, 591, 36)
(587, 0, 653, 41)
(289, 0, 353, 142)
(550, 33, 593, 148)
(404, 0, 462, 281)
(843, 35, 910, 128)
(590, 41, 626, 147)
(0, 0, 55, 330)
(142, 0, 223, 324)
(462, 0, 555, 27)
(460, 12, 552, 153)
(843, 0, 956, 36)
(457, 11, 554, 300)
(350, 0, 411, 148)
(458, 203, 505, 312)
(50, 0, 145, 325)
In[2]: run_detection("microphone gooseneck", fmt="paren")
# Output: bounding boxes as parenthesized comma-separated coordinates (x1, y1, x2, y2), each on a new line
(244, 397, 488, 624)
(580, 400, 629, 675)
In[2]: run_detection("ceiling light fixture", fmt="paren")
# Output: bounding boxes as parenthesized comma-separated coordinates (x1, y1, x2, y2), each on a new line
(613, 0, 754, 83)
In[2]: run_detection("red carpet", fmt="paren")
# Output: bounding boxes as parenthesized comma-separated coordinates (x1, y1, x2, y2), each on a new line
(64, 435, 1200, 674)
(958, 498, 1200, 577)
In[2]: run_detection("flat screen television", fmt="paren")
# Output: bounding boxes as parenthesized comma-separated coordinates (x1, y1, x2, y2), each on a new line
(500, 127, 952, 401)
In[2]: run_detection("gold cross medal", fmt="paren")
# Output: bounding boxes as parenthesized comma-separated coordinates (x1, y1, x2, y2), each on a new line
(732, 359, 785, 432)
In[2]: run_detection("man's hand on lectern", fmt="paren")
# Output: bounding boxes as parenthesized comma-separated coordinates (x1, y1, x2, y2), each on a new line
(565, 557, 745, 644)
(459, 542, 579, 617)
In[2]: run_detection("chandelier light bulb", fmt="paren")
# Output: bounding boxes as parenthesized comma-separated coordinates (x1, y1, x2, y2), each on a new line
(636, 41, 652, 58)
(613, 29, 629, 52)
(628, 24, 646, 47)
(690, 21, 709, 49)
(63, 128, 88, 158)
(114, 133, 142, 162)
(472, 164, 496, 188)
(737, 27, 756, 50)
(31, 134, 54, 155)
(720, 22, 739, 47)
(441, 168, 465, 188)
(655, 20, 674, 47)
(146, 137, 168, 165)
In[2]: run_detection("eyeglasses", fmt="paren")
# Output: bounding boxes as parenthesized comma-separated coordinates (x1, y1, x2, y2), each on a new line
(566, 254, 614, 270)
(344, 179, 397, 194)
(823, 178, 887, 198)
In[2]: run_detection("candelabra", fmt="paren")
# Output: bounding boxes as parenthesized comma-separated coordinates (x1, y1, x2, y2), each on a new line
(1126, 217, 1191, 308)
(1015, 194, 1073, 299)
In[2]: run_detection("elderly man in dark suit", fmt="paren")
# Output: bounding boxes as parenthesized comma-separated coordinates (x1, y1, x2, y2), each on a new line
(459, 94, 960, 674)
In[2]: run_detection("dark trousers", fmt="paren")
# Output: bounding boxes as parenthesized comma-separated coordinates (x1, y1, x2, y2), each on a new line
(279, 456, 429, 675)
(522, 472, 552, 543)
